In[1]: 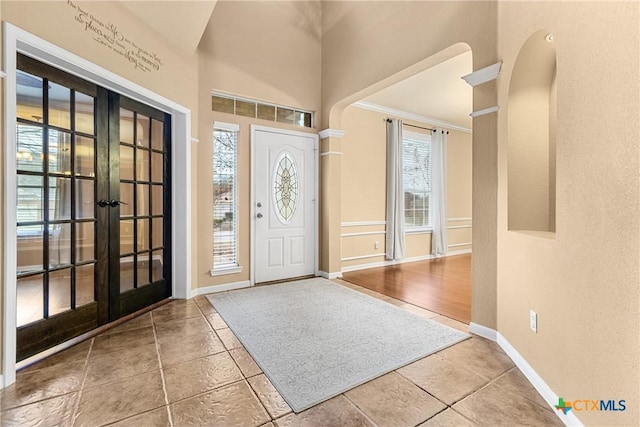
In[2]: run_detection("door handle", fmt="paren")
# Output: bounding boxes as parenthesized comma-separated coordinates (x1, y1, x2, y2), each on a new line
(109, 200, 127, 207)
(257, 213, 263, 219)
(97, 199, 127, 208)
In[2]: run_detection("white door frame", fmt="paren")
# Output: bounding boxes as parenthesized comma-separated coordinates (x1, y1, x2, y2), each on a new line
(2, 23, 192, 387)
(250, 125, 319, 286)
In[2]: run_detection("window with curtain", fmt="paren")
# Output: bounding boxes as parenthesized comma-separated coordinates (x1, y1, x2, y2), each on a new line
(212, 122, 241, 274)
(402, 130, 432, 230)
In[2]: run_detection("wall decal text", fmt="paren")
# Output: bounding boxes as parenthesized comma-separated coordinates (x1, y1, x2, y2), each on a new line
(68, 0, 163, 73)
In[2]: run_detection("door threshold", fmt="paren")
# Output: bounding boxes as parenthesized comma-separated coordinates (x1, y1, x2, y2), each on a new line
(255, 275, 316, 287)
(16, 298, 171, 372)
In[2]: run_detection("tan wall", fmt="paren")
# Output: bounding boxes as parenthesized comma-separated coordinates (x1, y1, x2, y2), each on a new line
(2, 1, 199, 131)
(497, 2, 639, 426)
(196, 0, 322, 288)
(322, 0, 498, 328)
(1, 0, 200, 373)
(507, 30, 556, 232)
(340, 105, 472, 269)
(198, 0, 321, 121)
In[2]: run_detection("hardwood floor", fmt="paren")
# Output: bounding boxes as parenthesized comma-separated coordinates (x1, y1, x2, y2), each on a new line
(342, 254, 472, 323)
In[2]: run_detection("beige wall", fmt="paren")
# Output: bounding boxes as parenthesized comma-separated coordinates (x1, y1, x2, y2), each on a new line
(340, 105, 472, 269)
(195, 0, 322, 289)
(507, 30, 556, 232)
(321, 0, 499, 328)
(198, 0, 321, 121)
(2, 1, 199, 132)
(497, 2, 639, 425)
(1, 0, 200, 373)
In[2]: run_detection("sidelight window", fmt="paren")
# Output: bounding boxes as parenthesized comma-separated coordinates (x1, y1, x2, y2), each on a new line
(212, 122, 241, 275)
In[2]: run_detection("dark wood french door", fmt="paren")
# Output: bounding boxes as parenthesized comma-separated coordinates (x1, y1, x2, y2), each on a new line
(15, 54, 171, 361)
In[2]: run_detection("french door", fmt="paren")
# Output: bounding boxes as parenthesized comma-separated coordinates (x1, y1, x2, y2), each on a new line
(15, 54, 171, 361)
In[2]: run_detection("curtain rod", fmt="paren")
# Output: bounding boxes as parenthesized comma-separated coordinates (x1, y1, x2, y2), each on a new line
(404, 122, 435, 132)
(384, 118, 448, 133)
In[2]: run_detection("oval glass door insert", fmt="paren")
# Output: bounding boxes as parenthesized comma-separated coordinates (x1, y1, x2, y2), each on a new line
(273, 151, 299, 224)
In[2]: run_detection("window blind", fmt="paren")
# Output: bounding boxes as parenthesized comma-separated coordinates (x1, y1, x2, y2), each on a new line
(213, 127, 239, 270)
(402, 132, 432, 228)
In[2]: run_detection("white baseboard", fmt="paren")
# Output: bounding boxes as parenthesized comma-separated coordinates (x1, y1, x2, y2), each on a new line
(318, 271, 342, 279)
(341, 250, 471, 274)
(469, 323, 583, 427)
(497, 333, 583, 426)
(190, 280, 251, 297)
(445, 248, 472, 256)
(469, 322, 498, 341)
(341, 254, 432, 273)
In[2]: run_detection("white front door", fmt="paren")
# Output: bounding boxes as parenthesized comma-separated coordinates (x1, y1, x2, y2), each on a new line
(252, 126, 317, 283)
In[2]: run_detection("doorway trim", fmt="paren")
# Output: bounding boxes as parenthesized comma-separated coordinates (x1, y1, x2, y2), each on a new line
(2, 23, 192, 386)
(250, 125, 319, 286)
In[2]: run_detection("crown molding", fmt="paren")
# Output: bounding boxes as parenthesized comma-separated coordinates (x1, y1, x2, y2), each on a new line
(469, 106, 499, 118)
(352, 101, 472, 134)
(461, 61, 502, 87)
(319, 128, 346, 139)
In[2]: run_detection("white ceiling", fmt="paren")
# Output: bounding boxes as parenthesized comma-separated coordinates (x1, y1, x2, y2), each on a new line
(360, 51, 473, 130)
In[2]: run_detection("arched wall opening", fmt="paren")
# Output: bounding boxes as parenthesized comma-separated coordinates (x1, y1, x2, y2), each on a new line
(507, 30, 557, 232)
(328, 43, 472, 128)
(326, 43, 474, 322)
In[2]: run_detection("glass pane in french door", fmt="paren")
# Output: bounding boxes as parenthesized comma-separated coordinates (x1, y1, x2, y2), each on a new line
(150, 116, 166, 283)
(16, 61, 97, 329)
(118, 109, 166, 293)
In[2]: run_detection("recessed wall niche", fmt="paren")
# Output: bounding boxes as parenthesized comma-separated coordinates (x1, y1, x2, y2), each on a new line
(508, 30, 557, 232)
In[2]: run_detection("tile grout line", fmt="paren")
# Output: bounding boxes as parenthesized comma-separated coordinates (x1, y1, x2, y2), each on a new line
(156, 301, 262, 411)
(69, 338, 95, 426)
(242, 378, 273, 423)
(194, 299, 272, 416)
(482, 366, 555, 414)
(414, 406, 450, 426)
(244, 371, 292, 421)
(435, 341, 509, 383)
(394, 367, 457, 409)
(151, 311, 174, 427)
(341, 392, 382, 427)
(193, 301, 277, 422)
(448, 406, 480, 426)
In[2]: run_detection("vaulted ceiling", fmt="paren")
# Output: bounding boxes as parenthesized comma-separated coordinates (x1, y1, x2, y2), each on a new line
(119, 0, 217, 54)
(119, 1, 472, 129)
